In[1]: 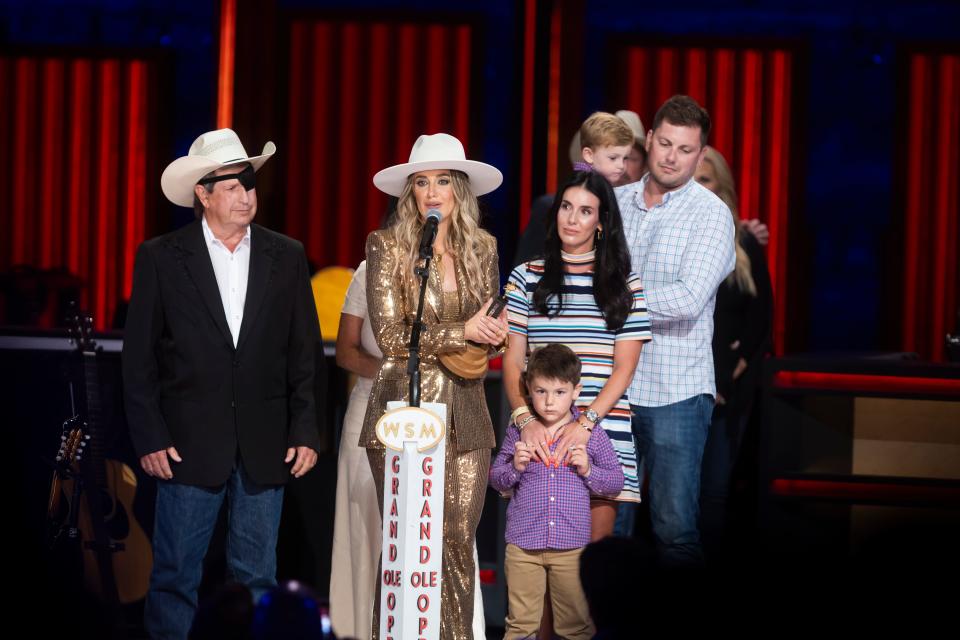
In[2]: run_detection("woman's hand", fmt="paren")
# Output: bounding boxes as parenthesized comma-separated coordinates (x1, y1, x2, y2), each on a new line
(465, 298, 508, 345)
(519, 418, 551, 464)
(552, 421, 592, 467)
(741, 218, 769, 246)
(732, 357, 748, 381)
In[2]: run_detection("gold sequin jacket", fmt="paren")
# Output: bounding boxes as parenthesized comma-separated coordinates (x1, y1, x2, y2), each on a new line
(359, 229, 499, 453)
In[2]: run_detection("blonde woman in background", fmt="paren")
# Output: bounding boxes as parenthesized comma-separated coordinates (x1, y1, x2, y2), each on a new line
(695, 146, 773, 561)
(329, 260, 382, 640)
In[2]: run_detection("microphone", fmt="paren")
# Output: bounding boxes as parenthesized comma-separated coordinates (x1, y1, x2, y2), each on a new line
(418, 209, 442, 259)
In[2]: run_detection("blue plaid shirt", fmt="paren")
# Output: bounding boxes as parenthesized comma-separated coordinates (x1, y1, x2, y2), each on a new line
(616, 175, 735, 407)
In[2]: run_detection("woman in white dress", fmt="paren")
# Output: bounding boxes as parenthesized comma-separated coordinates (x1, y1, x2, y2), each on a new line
(329, 261, 486, 639)
(330, 260, 383, 640)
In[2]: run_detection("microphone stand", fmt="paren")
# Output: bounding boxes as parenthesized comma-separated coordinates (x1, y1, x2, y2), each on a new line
(408, 246, 433, 408)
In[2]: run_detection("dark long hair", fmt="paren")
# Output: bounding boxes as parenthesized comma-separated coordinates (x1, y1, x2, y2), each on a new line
(533, 171, 633, 330)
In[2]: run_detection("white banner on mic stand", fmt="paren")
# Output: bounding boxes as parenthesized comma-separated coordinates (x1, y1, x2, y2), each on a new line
(376, 401, 446, 640)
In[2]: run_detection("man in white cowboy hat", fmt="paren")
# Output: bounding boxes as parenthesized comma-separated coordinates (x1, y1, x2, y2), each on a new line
(122, 128, 324, 639)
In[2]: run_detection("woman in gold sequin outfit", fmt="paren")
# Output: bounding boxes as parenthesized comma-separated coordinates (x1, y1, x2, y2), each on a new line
(360, 133, 508, 640)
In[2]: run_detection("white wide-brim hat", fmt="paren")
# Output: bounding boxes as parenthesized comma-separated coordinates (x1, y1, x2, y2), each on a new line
(161, 128, 276, 207)
(373, 133, 503, 197)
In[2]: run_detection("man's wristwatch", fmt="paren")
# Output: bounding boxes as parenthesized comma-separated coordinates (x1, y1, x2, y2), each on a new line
(582, 408, 600, 426)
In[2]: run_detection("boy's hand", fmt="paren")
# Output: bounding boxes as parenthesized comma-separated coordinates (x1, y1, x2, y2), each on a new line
(568, 444, 590, 477)
(513, 442, 532, 473)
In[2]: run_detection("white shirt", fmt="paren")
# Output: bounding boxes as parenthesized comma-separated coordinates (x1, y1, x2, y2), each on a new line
(616, 175, 736, 407)
(201, 216, 251, 347)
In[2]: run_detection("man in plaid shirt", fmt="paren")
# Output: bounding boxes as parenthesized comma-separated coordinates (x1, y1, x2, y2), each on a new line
(616, 95, 736, 566)
(490, 344, 623, 640)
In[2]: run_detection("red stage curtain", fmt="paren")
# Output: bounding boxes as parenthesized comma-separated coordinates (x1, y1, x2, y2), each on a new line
(283, 18, 475, 271)
(0, 54, 157, 329)
(902, 52, 960, 362)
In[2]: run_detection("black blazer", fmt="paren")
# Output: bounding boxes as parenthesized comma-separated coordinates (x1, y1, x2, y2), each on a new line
(122, 220, 323, 487)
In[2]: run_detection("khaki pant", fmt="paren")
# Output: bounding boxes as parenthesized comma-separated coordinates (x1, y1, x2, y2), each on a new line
(504, 544, 594, 640)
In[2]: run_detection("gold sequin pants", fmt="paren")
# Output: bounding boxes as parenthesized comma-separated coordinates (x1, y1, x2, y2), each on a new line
(367, 432, 489, 640)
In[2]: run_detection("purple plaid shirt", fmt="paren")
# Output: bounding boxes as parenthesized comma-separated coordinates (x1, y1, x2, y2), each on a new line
(572, 161, 595, 173)
(489, 414, 624, 550)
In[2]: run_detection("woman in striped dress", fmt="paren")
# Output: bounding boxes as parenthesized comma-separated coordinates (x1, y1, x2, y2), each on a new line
(504, 171, 651, 539)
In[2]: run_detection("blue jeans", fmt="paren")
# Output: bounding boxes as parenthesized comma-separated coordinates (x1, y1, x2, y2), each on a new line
(631, 395, 713, 567)
(144, 464, 284, 640)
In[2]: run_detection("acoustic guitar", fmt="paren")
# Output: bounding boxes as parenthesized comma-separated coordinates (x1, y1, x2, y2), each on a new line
(54, 310, 153, 604)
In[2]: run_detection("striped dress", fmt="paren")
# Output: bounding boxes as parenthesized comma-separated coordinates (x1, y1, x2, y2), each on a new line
(507, 260, 652, 502)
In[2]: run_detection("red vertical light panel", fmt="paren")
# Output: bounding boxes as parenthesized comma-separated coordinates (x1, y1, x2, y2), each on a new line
(366, 23, 389, 234)
(710, 49, 736, 161)
(902, 55, 927, 354)
(284, 22, 306, 245)
(395, 25, 418, 162)
(518, 0, 537, 229)
(40, 59, 64, 268)
(932, 57, 957, 359)
(545, 3, 563, 195)
(336, 22, 361, 266)
(940, 56, 959, 359)
(425, 25, 446, 134)
(766, 51, 792, 355)
(95, 61, 120, 328)
(454, 25, 472, 148)
(684, 48, 707, 105)
(124, 61, 148, 298)
(625, 48, 649, 119)
(217, 0, 236, 129)
(904, 53, 960, 361)
(305, 22, 331, 262)
(737, 50, 763, 220)
(67, 60, 91, 279)
(654, 48, 677, 107)
(901, 52, 960, 361)
(12, 58, 36, 265)
(0, 59, 9, 249)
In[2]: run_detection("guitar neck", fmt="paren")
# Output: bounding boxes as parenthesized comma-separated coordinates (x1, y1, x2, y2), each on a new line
(81, 350, 107, 488)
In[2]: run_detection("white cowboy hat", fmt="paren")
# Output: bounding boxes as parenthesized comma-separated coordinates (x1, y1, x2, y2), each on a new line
(373, 133, 502, 197)
(161, 128, 276, 207)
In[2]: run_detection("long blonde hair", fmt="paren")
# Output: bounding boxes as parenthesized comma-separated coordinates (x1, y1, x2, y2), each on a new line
(388, 169, 494, 309)
(702, 147, 756, 296)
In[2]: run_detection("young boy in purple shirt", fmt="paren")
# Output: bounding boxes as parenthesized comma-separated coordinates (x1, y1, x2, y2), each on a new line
(490, 344, 624, 640)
